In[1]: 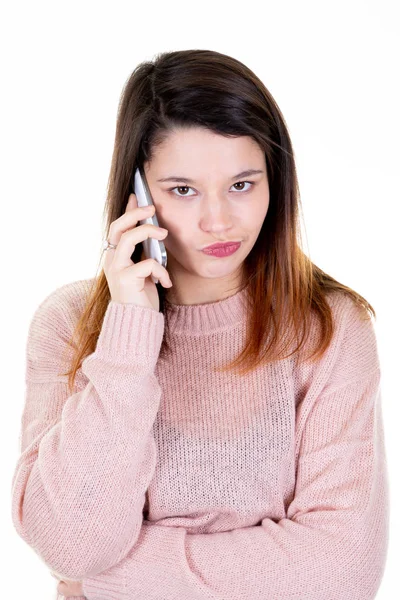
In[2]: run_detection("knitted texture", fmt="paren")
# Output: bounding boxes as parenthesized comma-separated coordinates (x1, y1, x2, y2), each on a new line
(11, 278, 389, 599)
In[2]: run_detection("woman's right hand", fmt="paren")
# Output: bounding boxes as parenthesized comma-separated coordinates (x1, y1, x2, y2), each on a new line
(103, 192, 172, 311)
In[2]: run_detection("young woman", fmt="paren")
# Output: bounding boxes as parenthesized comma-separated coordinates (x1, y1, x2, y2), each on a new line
(11, 49, 389, 600)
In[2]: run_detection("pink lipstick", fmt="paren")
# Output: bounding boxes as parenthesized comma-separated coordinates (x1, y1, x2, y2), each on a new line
(201, 242, 241, 257)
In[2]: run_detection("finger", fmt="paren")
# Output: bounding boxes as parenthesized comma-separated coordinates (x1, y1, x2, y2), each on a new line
(109, 204, 155, 243)
(57, 580, 83, 595)
(125, 193, 137, 211)
(102, 204, 155, 271)
(127, 191, 156, 215)
(110, 225, 168, 271)
(128, 191, 137, 208)
(120, 258, 172, 289)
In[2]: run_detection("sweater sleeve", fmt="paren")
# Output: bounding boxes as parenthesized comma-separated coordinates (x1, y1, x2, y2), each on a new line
(11, 285, 165, 582)
(81, 305, 390, 600)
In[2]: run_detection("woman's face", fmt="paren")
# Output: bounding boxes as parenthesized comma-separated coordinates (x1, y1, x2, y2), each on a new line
(142, 127, 270, 298)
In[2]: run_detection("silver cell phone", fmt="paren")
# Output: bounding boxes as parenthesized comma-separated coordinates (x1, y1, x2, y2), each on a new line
(133, 166, 167, 285)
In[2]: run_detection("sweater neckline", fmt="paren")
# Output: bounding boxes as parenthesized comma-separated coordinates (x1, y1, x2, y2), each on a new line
(163, 283, 250, 335)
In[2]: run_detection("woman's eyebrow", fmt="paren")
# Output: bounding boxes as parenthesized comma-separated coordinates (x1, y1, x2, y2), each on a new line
(157, 169, 264, 184)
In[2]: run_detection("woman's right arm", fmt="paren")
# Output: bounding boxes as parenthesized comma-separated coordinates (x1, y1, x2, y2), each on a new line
(11, 282, 165, 582)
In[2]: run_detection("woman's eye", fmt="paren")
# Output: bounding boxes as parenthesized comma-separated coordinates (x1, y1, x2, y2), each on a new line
(169, 185, 196, 197)
(169, 181, 254, 197)
(232, 181, 253, 192)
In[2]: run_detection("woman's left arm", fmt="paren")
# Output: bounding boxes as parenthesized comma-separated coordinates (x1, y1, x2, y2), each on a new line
(76, 368, 389, 600)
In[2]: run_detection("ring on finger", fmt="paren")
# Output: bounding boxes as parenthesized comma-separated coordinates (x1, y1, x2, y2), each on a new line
(102, 239, 118, 252)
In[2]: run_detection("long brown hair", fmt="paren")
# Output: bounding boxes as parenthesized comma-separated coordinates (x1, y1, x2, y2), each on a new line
(61, 49, 375, 394)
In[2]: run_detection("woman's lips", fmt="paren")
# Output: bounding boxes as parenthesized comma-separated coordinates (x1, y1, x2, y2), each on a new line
(201, 242, 241, 257)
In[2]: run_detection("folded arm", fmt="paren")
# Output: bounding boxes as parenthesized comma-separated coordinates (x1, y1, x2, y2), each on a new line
(82, 369, 389, 599)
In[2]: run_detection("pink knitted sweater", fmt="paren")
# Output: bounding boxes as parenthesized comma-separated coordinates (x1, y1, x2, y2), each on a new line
(11, 278, 389, 599)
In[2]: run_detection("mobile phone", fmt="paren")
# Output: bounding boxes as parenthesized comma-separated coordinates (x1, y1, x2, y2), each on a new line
(132, 166, 168, 285)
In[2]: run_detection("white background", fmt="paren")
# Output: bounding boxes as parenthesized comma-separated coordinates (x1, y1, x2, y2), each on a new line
(2, 1, 398, 598)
